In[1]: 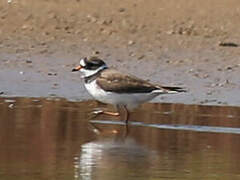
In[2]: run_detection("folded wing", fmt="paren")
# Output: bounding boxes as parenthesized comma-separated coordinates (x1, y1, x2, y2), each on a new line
(96, 69, 159, 93)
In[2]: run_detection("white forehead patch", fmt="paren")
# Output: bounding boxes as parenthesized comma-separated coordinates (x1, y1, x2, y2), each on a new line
(79, 58, 86, 67)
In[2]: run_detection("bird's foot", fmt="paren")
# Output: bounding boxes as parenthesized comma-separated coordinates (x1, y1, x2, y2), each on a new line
(92, 109, 104, 115)
(89, 108, 104, 119)
(91, 108, 120, 118)
(103, 111, 120, 116)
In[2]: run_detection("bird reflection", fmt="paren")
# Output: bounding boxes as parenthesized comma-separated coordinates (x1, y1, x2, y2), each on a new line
(76, 123, 158, 180)
(89, 121, 129, 140)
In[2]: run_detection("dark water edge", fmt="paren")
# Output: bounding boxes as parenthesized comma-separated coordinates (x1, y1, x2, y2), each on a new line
(0, 97, 240, 180)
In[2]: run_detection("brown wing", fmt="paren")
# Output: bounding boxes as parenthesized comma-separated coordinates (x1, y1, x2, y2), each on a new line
(96, 69, 159, 93)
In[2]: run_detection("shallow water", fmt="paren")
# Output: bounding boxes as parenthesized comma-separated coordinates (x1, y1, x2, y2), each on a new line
(0, 97, 240, 180)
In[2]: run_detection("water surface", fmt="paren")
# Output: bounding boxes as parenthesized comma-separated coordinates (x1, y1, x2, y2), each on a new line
(0, 97, 240, 180)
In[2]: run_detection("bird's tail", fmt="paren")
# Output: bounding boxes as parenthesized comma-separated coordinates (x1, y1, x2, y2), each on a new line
(161, 86, 187, 93)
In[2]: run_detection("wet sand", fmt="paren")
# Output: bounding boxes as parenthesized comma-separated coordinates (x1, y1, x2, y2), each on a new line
(0, 0, 240, 105)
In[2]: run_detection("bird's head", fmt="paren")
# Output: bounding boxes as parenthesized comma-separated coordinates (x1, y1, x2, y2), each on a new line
(72, 57, 107, 77)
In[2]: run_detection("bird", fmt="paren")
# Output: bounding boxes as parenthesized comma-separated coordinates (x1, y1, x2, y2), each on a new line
(72, 56, 186, 123)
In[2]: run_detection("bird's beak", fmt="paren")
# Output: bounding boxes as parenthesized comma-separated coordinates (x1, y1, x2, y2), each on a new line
(72, 65, 82, 72)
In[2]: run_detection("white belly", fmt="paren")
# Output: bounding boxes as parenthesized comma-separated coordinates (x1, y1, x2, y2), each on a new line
(85, 80, 159, 109)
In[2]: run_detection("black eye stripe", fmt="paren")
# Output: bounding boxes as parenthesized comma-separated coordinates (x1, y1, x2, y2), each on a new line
(85, 63, 99, 70)
(84, 59, 106, 70)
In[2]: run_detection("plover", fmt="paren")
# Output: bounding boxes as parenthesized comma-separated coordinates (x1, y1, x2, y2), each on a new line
(72, 57, 186, 123)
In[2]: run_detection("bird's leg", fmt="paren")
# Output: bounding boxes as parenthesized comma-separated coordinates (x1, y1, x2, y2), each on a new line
(117, 105, 129, 123)
(123, 106, 129, 124)
(102, 111, 120, 116)
(91, 105, 129, 123)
